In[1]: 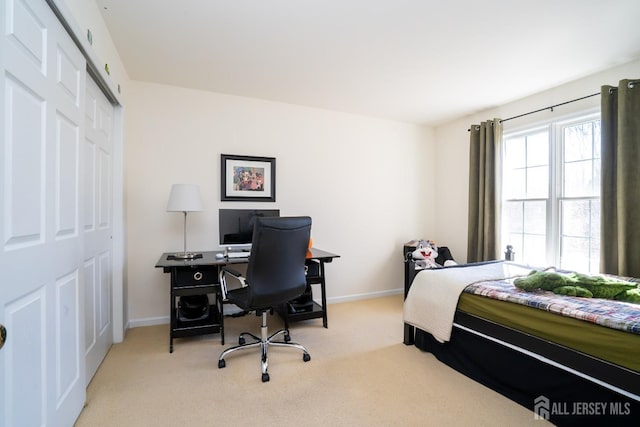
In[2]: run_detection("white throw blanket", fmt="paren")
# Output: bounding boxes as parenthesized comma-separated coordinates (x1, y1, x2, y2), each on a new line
(403, 262, 533, 343)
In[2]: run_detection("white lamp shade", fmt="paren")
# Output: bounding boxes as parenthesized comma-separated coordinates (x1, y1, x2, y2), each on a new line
(166, 184, 204, 212)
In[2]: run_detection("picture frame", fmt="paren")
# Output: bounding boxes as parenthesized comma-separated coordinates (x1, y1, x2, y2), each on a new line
(221, 154, 276, 202)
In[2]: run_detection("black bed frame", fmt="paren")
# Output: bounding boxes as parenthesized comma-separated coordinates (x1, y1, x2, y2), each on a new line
(402, 247, 640, 426)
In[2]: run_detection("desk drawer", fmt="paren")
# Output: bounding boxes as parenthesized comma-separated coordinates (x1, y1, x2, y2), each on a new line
(173, 266, 218, 287)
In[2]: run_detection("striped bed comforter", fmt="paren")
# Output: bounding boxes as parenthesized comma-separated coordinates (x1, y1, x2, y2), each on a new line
(464, 276, 640, 335)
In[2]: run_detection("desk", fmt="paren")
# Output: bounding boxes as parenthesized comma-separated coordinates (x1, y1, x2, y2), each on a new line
(155, 248, 339, 353)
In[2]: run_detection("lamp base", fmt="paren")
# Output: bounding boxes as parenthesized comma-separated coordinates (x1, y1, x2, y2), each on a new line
(172, 252, 200, 260)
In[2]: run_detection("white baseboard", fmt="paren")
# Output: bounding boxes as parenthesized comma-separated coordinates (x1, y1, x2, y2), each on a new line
(127, 315, 169, 329)
(324, 288, 403, 304)
(127, 288, 404, 329)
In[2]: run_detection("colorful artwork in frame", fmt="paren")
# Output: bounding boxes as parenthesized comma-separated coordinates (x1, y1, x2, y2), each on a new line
(221, 154, 276, 202)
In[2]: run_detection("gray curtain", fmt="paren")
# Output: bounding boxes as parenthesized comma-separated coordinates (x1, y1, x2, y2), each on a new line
(467, 119, 502, 263)
(601, 79, 640, 277)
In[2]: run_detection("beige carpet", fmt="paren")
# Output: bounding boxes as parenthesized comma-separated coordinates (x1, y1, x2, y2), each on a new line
(75, 295, 548, 426)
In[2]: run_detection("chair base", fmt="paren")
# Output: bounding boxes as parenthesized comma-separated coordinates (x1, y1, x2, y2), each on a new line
(218, 311, 310, 382)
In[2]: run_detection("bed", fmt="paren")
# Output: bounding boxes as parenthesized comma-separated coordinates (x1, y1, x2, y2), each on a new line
(402, 249, 640, 426)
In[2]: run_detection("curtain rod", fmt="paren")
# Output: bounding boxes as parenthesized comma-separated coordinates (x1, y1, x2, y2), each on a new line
(467, 80, 639, 131)
(500, 92, 600, 124)
(467, 91, 600, 131)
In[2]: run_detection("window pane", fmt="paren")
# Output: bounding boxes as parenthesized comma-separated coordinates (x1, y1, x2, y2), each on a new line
(561, 236, 590, 272)
(593, 121, 601, 159)
(504, 201, 523, 233)
(527, 165, 548, 198)
(505, 136, 526, 168)
(522, 234, 546, 267)
(590, 237, 600, 274)
(565, 160, 596, 196)
(505, 168, 526, 199)
(523, 201, 546, 235)
(563, 119, 600, 198)
(560, 198, 600, 273)
(564, 123, 593, 162)
(590, 201, 600, 242)
(502, 201, 525, 262)
(561, 199, 590, 237)
(592, 164, 601, 197)
(527, 132, 548, 166)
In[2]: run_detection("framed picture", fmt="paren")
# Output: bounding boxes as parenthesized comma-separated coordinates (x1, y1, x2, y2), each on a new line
(221, 154, 276, 202)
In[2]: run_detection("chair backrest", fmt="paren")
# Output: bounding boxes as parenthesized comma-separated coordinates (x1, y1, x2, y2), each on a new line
(245, 216, 312, 308)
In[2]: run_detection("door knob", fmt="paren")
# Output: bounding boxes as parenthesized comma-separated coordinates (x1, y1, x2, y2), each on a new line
(0, 324, 5, 350)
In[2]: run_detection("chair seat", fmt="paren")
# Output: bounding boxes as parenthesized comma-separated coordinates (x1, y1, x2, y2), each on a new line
(226, 287, 274, 314)
(226, 286, 304, 313)
(225, 287, 251, 310)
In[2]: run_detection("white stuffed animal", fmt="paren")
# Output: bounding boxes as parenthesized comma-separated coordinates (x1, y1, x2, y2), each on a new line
(412, 240, 439, 269)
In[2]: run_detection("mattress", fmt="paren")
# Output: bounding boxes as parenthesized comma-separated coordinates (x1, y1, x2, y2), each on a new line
(457, 293, 640, 372)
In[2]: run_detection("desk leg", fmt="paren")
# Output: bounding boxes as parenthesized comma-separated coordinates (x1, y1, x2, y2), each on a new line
(169, 292, 175, 353)
(319, 261, 328, 328)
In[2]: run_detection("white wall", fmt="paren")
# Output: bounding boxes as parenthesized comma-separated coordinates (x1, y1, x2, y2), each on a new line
(126, 81, 435, 325)
(432, 59, 640, 263)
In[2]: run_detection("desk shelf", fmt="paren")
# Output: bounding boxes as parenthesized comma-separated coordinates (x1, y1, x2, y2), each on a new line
(277, 258, 334, 328)
(280, 300, 324, 322)
(172, 304, 221, 336)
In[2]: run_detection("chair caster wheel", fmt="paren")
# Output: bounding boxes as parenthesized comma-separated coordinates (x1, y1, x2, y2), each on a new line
(284, 332, 291, 342)
(239, 337, 245, 345)
(303, 353, 311, 362)
(262, 373, 270, 382)
(218, 359, 226, 369)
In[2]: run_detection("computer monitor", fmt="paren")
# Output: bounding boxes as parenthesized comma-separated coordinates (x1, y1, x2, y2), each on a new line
(218, 208, 280, 250)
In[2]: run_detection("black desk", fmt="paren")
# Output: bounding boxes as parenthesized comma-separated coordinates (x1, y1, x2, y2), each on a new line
(155, 248, 339, 353)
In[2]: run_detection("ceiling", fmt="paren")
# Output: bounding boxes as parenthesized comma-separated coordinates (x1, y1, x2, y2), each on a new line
(96, 0, 640, 126)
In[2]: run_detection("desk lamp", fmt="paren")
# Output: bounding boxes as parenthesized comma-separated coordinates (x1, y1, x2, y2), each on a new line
(167, 184, 204, 259)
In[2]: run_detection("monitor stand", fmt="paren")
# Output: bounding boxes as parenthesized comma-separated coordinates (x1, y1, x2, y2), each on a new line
(224, 247, 250, 259)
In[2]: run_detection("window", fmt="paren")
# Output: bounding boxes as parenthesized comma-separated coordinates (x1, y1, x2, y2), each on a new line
(501, 112, 601, 272)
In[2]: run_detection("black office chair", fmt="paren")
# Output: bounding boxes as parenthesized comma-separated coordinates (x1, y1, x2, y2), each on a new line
(218, 216, 312, 382)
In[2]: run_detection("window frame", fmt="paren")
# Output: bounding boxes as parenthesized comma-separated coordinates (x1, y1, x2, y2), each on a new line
(500, 108, 601, 270)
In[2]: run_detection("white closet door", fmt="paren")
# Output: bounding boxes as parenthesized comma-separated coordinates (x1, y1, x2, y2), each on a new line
(83, 76, 114, 384)
(0, 0, 86, 425)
